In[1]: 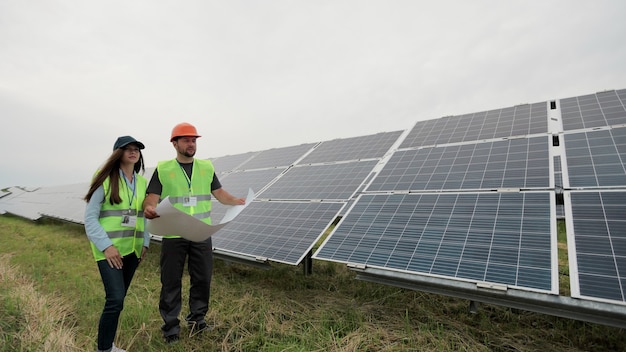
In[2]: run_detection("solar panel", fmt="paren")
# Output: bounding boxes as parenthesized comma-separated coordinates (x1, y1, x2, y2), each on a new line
(211, 168, 286, 222)
(298, 131, 403, 164)
(213, 201, 345, 265)
(0, 187, 40, 219)
(563, 127, 626, 188)
(0, 184, 88, 222)
(368, 136, 551, 192)
(235, 143, 316, 170)
(36, 183, 89, 223)
(210, 152, 259, 174)
(400, 102, 548, 149)
(0, 189, 10, 200)
(258, 160, 379, 201)
(560, 89, 626, 131)
(314, 191, 556, 293)
(220, 168, 286, 198)
(567, 190, 626, 303)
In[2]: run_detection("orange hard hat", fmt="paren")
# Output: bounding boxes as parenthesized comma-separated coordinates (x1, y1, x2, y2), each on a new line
(170, 122, 201, 142)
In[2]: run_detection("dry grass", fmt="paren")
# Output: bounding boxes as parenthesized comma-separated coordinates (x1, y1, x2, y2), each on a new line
(0, 253, 79, 351)
(1, 215, 626, 351)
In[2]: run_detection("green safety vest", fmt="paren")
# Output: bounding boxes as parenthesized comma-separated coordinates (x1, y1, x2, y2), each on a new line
(157, 159, 214, 238)
(91, 174, 147, 261)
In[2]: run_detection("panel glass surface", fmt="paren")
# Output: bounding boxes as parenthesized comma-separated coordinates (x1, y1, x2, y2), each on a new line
(299, 131, 403, 164)
(210, 152, 259, 174)
(563, 127, 626, 188)
(560, 89, 626, 131)
(568, 191, 626, 303)
(314, 192, 554, 292)
(213, 201, 344, 265)
(0, 184, 88, 222)
(211, 168, 286, 222)
(237, 143, 316, 170)
(220, 168, 286, 199)
(400, 102, 547, 149)
(369, 136, 550, 191)
(258, 160, 378, 200)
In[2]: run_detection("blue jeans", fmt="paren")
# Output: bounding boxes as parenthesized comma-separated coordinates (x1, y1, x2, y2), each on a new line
(96, 252, 139, 351)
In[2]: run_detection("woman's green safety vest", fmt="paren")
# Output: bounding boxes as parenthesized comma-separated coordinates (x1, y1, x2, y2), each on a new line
(91, 174, 147, 261)
(157, 159, 214, 238)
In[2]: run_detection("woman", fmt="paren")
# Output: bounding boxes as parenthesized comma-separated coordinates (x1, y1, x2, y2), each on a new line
(84, 135, 150, 352)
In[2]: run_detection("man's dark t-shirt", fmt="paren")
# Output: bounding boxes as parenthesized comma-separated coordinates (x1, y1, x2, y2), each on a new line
(146, 161, 222, 195)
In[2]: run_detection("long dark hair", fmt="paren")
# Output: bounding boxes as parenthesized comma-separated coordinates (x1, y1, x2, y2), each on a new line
(84, 147, 145, 204)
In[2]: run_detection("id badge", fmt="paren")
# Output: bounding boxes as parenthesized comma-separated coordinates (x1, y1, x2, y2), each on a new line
(183, 196, 197, 206)
(121, 215, 137, 227)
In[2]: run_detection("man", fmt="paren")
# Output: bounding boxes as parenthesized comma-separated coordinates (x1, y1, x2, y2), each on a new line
(143, 122, 245, 344)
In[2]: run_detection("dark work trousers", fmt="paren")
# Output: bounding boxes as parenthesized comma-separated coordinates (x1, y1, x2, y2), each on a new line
(159, 237, 213, 337)
(96, 252, 139, 351)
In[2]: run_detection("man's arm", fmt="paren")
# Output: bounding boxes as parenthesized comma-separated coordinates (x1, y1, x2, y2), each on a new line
(143, 168, 162, 219)
(212, 188, 246, 206)
(143, 193, 161, 219)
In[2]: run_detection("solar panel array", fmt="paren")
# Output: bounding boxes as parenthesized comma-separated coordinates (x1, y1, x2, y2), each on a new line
(314, 99, 560, 294)
(211, 131, 402, 263)
(2, 88, 626, 325)
(314, 89, 626, 306)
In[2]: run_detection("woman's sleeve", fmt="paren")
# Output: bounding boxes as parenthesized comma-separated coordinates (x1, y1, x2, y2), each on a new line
(84, 185, 113, 251)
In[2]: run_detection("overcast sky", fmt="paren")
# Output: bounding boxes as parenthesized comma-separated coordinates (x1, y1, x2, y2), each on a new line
(1, 0, 625, 189)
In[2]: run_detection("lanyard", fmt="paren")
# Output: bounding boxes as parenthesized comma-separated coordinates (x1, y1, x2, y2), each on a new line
(121, 170, 136, 208)
(178, 162, 193, 194)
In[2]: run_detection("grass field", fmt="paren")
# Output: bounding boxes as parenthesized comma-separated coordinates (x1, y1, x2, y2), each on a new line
(1, 214, 625, 351)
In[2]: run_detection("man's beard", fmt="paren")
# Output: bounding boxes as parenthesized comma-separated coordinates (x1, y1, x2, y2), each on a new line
(179, 147, 196, 158)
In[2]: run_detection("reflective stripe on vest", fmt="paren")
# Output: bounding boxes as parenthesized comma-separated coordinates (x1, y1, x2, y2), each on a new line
(99, 209, 145, 218)
(90, 174, 147, 261)
(107, 229, 145, 239)
(157, 159, 214, 238)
